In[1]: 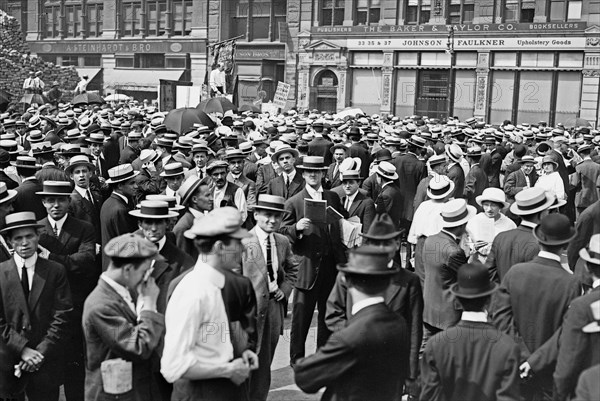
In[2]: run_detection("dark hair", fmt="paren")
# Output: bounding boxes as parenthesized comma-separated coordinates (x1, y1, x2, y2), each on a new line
(456, 295, 490, 312)
(17, 167, 36, 178)
(540, 244, 566, 254)
(468, 154, 482, 163)
(194, 235, 232, 253)
(345, 273, 391, 295)
(586, 262, 600, 277)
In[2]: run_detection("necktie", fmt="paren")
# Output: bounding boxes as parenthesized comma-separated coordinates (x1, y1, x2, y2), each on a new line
(345, 197, 352, 212)
(53, 223, 58, 237)
(333, 163, 339, 179)
(21, 265, 29, 301)
(86, 189, 95, 206)
(285, 175, 290, 189)
(265, 236, 275, 282)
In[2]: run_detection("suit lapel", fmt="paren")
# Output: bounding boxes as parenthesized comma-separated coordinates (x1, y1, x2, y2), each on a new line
(59, 216, 74, 245)
(349, 193, 363, 216)
(246, 230, 269, 289)
(288, 175, 302, 197)
(29, 260, 48, 311)
(3, 261, 30, 317)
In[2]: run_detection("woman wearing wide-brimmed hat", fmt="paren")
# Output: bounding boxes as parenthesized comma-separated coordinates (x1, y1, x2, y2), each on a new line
(535, 154, 565, 200)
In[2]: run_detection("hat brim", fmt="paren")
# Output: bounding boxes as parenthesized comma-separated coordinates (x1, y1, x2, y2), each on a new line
(0, 222, 45, 234)
(337, 263, 400, 276)
(105, 170, 140, 184)
(10, 162, 41, 169)
(582, 321, 600, 333)
(359, 228, 404, 241)
(249, 205, 289, 214)
(159, 171, 185, 178)
(297, 164, 328, 171)
(442, 205, 477, 228)
(271, 148, 300, 162)
(532, 224, 577, 246)
(129, 210, 179, 219)
(579, 248, 600, 265)
(65, 161, 96, 174)
(509, 192, 555, 215)
(476, 195, 509, 209)
(0, 190, 18, 205)
(427, 181, 455, 200)
(85, 138, 105, 144)
(408, 139, 425, 148)
(450, 282, 498, 299)
(376, 170, 399, 180)
(184, 226, 251, 240)
(36, 191, 72, 196)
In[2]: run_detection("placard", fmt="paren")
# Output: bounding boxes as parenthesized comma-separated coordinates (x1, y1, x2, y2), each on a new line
(273, 82, 291, 109)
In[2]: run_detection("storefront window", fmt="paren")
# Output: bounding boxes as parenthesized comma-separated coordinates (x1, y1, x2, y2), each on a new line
(421, 52, 451, 67)
(353, 52, 384, 66)
(395, 70, 417, 117)
(351, 69, 382, 115)
(521, 53, 555, 68)
(406, 0, 431, 25)
(558, 53, 584, 68)
(356, 0, 381, 25)
(321, 0, 344, 26)
(518, 71, 552, 123)
(116, 56, 134, 68)
(448, 0, 474, 24)
(493, 52, 517, 67)
(489, 71, 515, 123)
(136, 54, 166, 69)
(397, 52, 419, 66)
(555, 72, 581, 124)
(455, 52, 477, 67)
(416, 70, 449, 119)
(83, 55, 102, 67)
(87, 3, 103, 37)
(454, 70, 476, 120)
(60, 55, 79, 67)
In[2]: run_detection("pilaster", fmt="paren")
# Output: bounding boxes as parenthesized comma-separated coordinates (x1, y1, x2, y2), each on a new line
(380, 52, 394, 113)
(474, 52, 490, 120)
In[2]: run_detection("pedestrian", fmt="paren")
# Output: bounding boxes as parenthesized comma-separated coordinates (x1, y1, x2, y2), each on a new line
(208, 159, 248, 221)
(340, 169, 375, 234)
(267, 144, 304, 200)
(535, 155, 565, 201)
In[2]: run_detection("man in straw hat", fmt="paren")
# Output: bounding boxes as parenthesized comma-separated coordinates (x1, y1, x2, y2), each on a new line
(162, 207, 259, 401)
(486, 187, 554, 282)
(504, 154, 538, 206)
(0, 211, 73, 401)
(13, 156, 46, 220)
(373, 160, 403, 232)
(82, 233, 164, 401)
(242, 195, 299, 401)
(326, 213, 423, 398)
(0, 181, 18, 262)
(463, 145, 489, 210)
(66, 155, 102, 243)
(279, 155, 347, 365)
(413, 153, 447, 211)
(553, 234, 600, 401)
(493, 213, 581, 401)
(36, 181, 97, 401)
(100, 164, 140, 269)
(160, 162, 186, 204)
(422, 198, 475, 338)
(267, 144, 304, 200)
(295, 245, 409, 401)
(421, 262, 520, 401)
(340, 169, 375, 233)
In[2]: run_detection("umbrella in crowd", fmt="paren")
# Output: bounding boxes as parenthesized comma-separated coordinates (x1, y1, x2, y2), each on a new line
(72, 92, 105, 106)
(565, 117, 592, 127)
(334, 107, 365, 119)
(163, 107, 216, 134)
(197, 97, 237, 114)
(238, 104, 261, 113)
(19, 93, 47, 106)
(104, 93, 132, 102)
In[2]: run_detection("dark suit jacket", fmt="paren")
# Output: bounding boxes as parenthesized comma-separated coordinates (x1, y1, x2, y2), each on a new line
(326, 267, 423, 380)
(256, 162, 277, 194)
(573, 159, 600, 208)
(342, 191, 375, 234)
(172, 210, 198, 260)
(227, 172, 256, 207)
(82, 279, 165, 401)
(38, 215, 97, 309)
(413, 175, 431, 212)
(14, 177, 46, 220)
(267, 171, 304, 200)
(481, 148, 505, 188)
(553, 287, 600, 401)
(447, 162, 465, 200)
(348, 143, 371, 178)
(243, 159, 258, 183)
(325, 162, 342, 190)
(69, 189, 102, 243)
(492, 256, 581, 383)
(421, 320, 520, 401)
(486, 225, 539, 283)
(567, 201, 600, 288)
(279, 188, 347, 290)
(393, 152, 427, 220)
(573, 365, 600, 401)
(308, 137, 333, 166)
(35, 164, 68, 182)
(294, 303, 408, 401)
(464, 163, 489, 209)
(0, 257, 72, 397)
(118, 145, 139, 165)
(504, 169, 531, 202)
(375, 182, 403, 230)
(422, 231, 467, 329)
(100, 193, 138, 269)
(361, 173, 381, 202)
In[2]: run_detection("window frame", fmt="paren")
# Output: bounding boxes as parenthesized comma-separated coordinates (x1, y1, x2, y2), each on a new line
(447, 0, 475, 24)
(172, 0, 193, 36)
(86, 2, 104, 37)
(500, 0, 536, 23)
(146, 0, 168, 37)
(405, 0, 432, 25)
(548, 0, 583, 22)
(355, 0, 381, 26)
(120, 0, 143, 37)
(232, 0, 287, 41)
(64, 3, 82, 38)
(44, 2, 62, 39)
(320, 0, 345, 26)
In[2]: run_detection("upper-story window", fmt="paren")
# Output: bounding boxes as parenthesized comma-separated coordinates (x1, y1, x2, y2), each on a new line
(356, 0, 381, 25)
(87, 2, 103, 37)
(549, 0, 582, 21)
(320, 0, 344, 26)
(448, 0, 474, 24)
(232, 0, 287, 41)
(44, 1, 61, 38)
(121, 1, 142, 36)
(65, 3, 82, 37)
(172, 0, 193, 36)
(147, 0, 168, 36)
(406, 0, 431, 25)
(502, 0, 535, 22)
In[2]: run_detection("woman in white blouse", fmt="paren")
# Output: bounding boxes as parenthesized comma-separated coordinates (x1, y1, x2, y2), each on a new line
(535, 155, 565, 200)
(465, 187, 517, 263)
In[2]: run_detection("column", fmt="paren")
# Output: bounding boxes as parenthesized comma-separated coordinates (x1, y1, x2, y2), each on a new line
(190, 53, 208, 87)
(337, 65, 347, 112)
(580, 51, 600, 127)
(474, 51, 490, 120)
(380, 52, 394, 113)
(102, 0, 118, 39)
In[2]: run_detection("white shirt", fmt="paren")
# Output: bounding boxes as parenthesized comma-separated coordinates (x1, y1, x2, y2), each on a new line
(408, 199, 446, 244)
(461, 311, 488, 323)
(100, 273, 136, 314)
(305, 184, 323, 200)
(189, 207, 206, 219)
(161, 260, 233, 383)
(520, 220, 537, 229)
(466, 213, 516, 262)
(283, 169, 297, 184)
(209, 68, 226, 92)
(535, 171, 565, 200)
(254, 225, 279, 293)
(344, 190, 359, 212)
(75, 78, 88, 93)
(14, 252, 37, 290)
(156, 236, 166, 252)
(165, 187, 181, 204)
(593, 278, 600, 289)
(213, 182, 247, 221)
(47, 214, 68, 237)
(351, 296, 384, 316)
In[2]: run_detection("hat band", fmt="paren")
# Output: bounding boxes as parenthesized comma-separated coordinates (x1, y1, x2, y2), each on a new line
(0, 190, 9, 201)
(518, 196, 548, 211)
(443, 208, 469, 222)
(302, 163, 324, 169)
(111, 169, 135, 182)
(429, 185, 451, 196)
(5, 219, 37, 229)
(165, 168, 184, 175)
(139, 206, 169, 216)
(587, 249, 600, 261)
(256, 201, 285, 210)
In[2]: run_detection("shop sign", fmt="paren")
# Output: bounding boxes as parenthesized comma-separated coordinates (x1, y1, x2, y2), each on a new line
(346, 36, 587, 50)
(30, 40, 205, 54)
(312, 22, 587, 35)
(235, 48, 286, 60)
(273, 82, 291, 109)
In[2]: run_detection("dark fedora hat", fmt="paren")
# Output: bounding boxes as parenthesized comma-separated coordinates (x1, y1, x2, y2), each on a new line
(249, 194, 288, 214)
(337, 245, 398, 276)
(450, 262, 498, 299)
(36, 181, 73, 196)
(0, 211, 44, 234)
(374, 148, 392, 163)
(533, 213, 576, 246)
(129, 200, 178, 219)
(360, 213, 403, 241)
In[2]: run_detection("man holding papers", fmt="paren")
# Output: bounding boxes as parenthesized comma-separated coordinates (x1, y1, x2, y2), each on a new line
(279, 156, 347, 366)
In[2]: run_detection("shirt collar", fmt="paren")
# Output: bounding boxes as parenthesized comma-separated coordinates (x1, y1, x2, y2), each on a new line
(112, 191, 128, 204)
(194, 260, 225, 289)
(74, 185, 87, 197)
(346, 190, 359, 205)
(47, 213, 68, 232)
(520, 220, 537, 229)
(305, 184, 323, 199)
(593, 278, 600, 289)
(165, 187, 176, 197)
(22, 176, 36, 182)
(538, 250, 561, 263)
(351, 296, 384, 316)
(101, 273, 134, 303)
(461, 311, 488, 322)
(42, 161, 54, 167)
(254, 224, 271, 244)
(189, 207, 206, 219)
(156, 236, 167, 252)
(441, 229, 459, 242)
(13, 251, 37, 268)
(285, 169, 297, 181)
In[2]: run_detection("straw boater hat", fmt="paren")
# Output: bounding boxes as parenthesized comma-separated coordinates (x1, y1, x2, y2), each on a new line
(440, 198, 476, 228)
(145, 194, 185, 212)
(297, 156, 328, 171)
(582, 300, 600, 334)
(130, 200, 178, 219)
(11, 156, 41, 170)
(36, 181, 73, 196)
(271, 144, 299, 162)
(177, 176, 205, 207)
(86, 133, 105, 145)
(375, 161, 398, 180)
(224, 148, 246, 161)
(249, 194, 288, 214)
(509, 187, 555, 216)
(580, 233, 600, 267)
(0, 182, 17, 205)
(445, 143, 463, 163)
(450, 262, 498, 299)
(65, 155, 95, 174)
(184, 206, 251, 240)
(30, 141, 55, 157)
(159, 162, 185, 178)
(337, 245, 398, 276)
(139, 149, 160, 165)
(428, 154, 447, 167)
(427, 174, 455, 200)
(519, 155, 536, 165)
(340, 170, 361, 181)
(56, 144, 85, 157)
(476, 187, 509, 209)
(0, 211, 44, 234)
(360, 213, 403, 241)
(105, 164, 139, 184)
(532, 213, 576, 246)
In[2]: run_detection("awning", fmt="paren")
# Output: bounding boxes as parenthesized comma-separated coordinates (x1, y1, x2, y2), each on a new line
(103, 69, 185, 91)
(74, 67, 102, 82)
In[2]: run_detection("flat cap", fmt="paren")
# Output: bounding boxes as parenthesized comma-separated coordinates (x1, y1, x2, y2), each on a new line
(184, 206, 251, 240)
(104, 233, 158, 260)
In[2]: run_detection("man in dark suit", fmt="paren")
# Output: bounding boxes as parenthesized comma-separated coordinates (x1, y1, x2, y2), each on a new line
(86, 132, 110, 179)
(373, 161, 403, 230)
(504, 155, 537, 205)
(307, 132, 333, 166)
(36, 180, 97, 401)
(413, 153, 447, 211)
(422, 199, 473, 337)
(66, 155, 103, 244)
(32, 141, 68, 182)
(225, 149, 257, 208)
(347, 127, 370, 179)
(421, 263, 520, 401)
(118, 131, 142, 164)
(394, 135, 427, 226)
(553, 234, 600, 401)
(267, 144, 304, 200)
(325, 144, 346, 189)
(463, 146, 489, 211)
(0, 182, 17, 263)
(0, 211, 72, 401)
(100, 164, 140, 270)
(326, 213, 423, 398)
(279, 156, 347, 364)
(294, 245, 409, 401)
(242, 195, 299, 401)
(82, 233, 164, 401)
(486, 187, 554, 282)
(13, 156, 46, 220)
(446, 143, 466, 198)
(256, 141, 283, 194)
(572, 144, 600, 218)
(340, 170, 375, 234)
(492, 214, 582, 400)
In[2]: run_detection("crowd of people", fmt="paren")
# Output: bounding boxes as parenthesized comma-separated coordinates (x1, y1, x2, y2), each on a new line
(0, 98, 598, 401)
